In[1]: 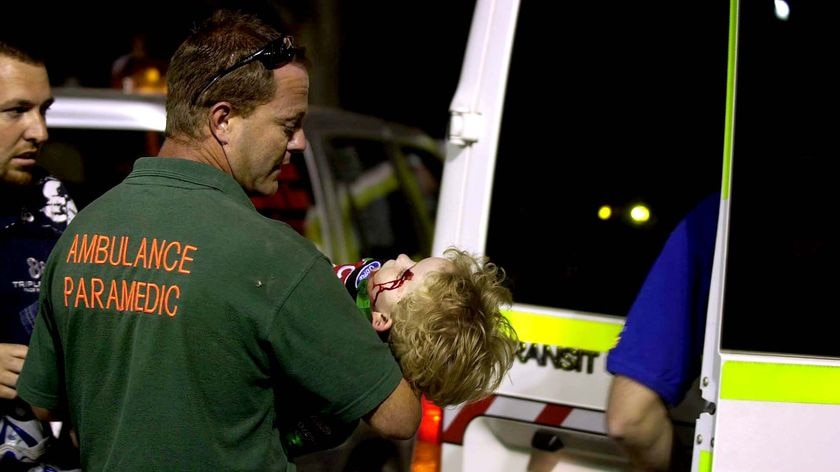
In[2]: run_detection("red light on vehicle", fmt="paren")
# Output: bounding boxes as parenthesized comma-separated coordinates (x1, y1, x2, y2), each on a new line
(416, 396, 442, 443)
(412, 397, 442, 472)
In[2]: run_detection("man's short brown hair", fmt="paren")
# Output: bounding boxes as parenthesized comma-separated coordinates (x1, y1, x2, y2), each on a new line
(0, 39, 45, 66)
(164, 9, 304, 140)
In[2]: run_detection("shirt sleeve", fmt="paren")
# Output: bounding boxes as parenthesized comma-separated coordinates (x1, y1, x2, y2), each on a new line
(606, 193, 719, 406)
(269, 257, 402, 423)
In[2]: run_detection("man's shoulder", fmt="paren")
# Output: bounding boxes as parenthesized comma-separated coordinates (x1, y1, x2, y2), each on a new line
(229, 212, 326, 263)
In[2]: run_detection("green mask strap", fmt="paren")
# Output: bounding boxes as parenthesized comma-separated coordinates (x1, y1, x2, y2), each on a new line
(356, 278, 373, 323)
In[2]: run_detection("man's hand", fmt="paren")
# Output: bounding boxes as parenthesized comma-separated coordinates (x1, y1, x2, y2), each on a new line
(0, 343, 28, 400)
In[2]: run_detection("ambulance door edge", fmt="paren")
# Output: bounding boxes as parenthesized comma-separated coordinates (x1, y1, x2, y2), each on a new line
(432, 0, 521, 256)
(693, 0, 737, 469)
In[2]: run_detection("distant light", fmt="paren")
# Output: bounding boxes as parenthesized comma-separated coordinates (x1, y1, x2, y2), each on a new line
(629, 204, 650, 224)
(774, 0, 790, 21)
(144, 68, 161, 83)
(597, 205, 612, 220)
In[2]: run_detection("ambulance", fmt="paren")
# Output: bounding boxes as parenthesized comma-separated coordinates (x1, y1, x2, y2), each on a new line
(412, 0, 838, 471)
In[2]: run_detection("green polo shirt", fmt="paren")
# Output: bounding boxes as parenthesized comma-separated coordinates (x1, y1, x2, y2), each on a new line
(19, 157, 403, 471)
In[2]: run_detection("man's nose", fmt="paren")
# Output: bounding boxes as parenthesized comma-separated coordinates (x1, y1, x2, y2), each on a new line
(24, 112, 49, 145)
(288, 128, 306, 152)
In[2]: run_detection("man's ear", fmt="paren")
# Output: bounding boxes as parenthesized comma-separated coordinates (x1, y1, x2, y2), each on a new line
(209, 102, 233, 144)
(371, 312, 393, 333)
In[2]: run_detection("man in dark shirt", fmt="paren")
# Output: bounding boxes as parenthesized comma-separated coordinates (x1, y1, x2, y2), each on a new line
(0, 38, 78, 470)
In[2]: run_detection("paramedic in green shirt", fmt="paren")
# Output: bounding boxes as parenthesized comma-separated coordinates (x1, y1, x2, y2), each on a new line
(16, 10, 420, 472)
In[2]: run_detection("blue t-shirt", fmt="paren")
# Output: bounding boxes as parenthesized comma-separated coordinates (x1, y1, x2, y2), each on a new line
(606, 193, 719, 406)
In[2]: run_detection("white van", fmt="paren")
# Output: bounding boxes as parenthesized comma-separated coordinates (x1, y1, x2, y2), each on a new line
(41, 86, 443, 472)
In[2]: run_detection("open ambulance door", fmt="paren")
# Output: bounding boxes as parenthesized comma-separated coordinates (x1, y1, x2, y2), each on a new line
(695, 1, 840, 471)
(416, 0, 727, 471)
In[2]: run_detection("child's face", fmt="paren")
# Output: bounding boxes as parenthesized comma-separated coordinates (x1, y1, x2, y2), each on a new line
(370, 254, 452, 314)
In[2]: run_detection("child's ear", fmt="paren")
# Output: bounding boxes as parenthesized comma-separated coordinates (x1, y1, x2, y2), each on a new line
(371, 312, 393, 332)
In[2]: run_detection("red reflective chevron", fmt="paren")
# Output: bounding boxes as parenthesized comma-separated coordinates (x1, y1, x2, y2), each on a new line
(440, 394, 602, 445)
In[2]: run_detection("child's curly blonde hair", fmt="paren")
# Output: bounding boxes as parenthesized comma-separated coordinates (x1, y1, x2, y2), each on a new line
(387, 247, 519, 406)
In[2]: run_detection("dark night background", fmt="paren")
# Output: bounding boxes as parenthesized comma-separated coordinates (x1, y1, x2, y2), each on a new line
(8, 0, 477, 140)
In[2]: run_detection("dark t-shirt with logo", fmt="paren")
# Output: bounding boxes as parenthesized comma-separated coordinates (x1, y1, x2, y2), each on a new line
(0, 170, 76, 345)
(0, 169, 77, 469)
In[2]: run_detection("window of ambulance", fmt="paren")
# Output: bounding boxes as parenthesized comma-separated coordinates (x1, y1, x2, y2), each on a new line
(486, 1, 729, 316)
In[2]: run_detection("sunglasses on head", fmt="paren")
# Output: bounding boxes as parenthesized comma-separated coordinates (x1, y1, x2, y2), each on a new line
(191, 34, 298, 106)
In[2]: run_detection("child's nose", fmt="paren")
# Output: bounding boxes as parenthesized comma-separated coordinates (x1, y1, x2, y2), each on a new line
(397, 254, 414, 266)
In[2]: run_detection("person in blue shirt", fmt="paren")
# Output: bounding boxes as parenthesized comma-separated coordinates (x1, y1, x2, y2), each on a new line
(605, 192, 720, 471)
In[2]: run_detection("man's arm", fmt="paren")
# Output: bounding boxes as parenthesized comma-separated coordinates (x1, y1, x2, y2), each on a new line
(0, 343, 27, 400)
(363, 378, 421, 440)
(606, 375, 673, 471)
